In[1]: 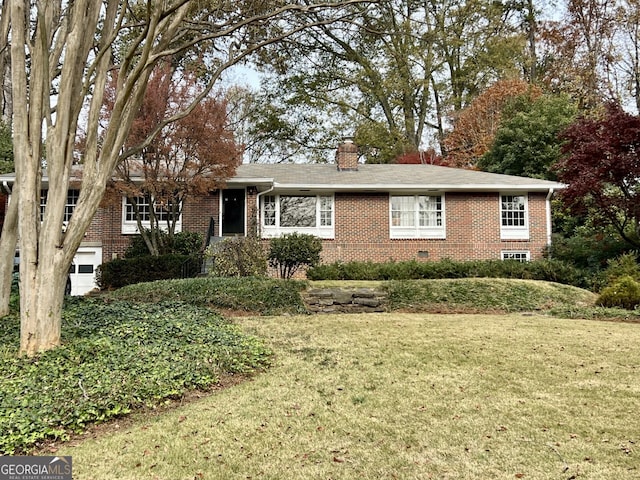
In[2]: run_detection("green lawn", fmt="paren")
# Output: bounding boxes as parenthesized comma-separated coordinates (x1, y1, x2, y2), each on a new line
(56, 313, 639, 479)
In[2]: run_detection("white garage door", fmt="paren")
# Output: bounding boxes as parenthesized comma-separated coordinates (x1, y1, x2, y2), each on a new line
(70, 247, 102, 296)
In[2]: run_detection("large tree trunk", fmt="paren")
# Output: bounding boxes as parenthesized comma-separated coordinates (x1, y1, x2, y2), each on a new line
(19, 251, 68, 354)
(9, 0, 185, 355)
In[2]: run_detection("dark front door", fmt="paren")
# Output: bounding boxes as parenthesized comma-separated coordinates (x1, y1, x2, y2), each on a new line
(222, 189, 245, 236)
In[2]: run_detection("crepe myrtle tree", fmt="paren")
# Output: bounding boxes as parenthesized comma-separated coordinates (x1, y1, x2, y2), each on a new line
(0, 0, 371, 356)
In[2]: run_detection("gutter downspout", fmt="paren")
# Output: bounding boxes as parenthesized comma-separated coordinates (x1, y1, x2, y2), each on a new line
(256, 183, 275, 238)
(545, 188, 554, 253)
(2, 181, 11, 194)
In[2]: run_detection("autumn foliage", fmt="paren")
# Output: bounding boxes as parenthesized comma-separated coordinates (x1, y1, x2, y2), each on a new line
(443, 79, 542, 169)
(394, 148, 447, 165)
(555, 102, 640, 248)
(102, 61, 241, 254)
(111, 61, 240, 199)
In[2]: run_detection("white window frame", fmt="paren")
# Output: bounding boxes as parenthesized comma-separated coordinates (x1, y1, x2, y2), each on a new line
(501, 250, 530, 262)
(261, 194, 334, 239)
(121, 196, 182, 234)
(500, 193, 529, 240)
(40, 189, 79, 225)
(389, 194, 446, 239)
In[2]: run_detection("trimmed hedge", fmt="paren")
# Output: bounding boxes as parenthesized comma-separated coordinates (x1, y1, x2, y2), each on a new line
(108, 276, 309, 316)
(124, 231, 204, 258)
(307, 258, 589, 288)
(269, 233, 322, 279)
(97, 254, 201, 290)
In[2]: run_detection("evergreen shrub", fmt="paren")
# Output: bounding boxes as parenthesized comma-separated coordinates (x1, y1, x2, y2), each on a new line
(124, 230, 203, 258)
(307, 258, 588, 288)
(206, 236, 267, 277)
(596, 276, 640, 310)
(97, 254, 201, 289)
(269, 233, 322, 279)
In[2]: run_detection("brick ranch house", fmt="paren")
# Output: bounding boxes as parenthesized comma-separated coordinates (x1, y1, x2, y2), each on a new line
(1, 141, 564, 295)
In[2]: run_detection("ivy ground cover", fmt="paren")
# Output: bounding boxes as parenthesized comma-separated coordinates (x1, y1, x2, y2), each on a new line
(0, 298, 271, 454)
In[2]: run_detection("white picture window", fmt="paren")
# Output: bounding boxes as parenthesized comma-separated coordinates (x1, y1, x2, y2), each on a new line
(500, 194, 529, 240)
(261, 194, 334, 238)
(390, 194, 445, 239)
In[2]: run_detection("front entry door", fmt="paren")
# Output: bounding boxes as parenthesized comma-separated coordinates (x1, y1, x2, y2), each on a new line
(222, 189, 245, 236)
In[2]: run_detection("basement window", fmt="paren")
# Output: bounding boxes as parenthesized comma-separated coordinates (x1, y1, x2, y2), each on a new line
(501, 251, 530, 262)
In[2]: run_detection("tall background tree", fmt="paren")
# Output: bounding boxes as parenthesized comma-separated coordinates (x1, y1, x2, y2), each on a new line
(614, 0, 640, 112)
(246, 0, 527, 163)
(443, 78, 541, 169)
(0, 0, 371, 355)
(538, 0, 619, 110)
(478, 93, 577, 179)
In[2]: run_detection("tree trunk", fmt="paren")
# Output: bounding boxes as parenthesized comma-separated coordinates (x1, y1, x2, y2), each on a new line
(19, 253, 68, 355)
(525, 0, 537, 84)
(0, 186, 18, 317)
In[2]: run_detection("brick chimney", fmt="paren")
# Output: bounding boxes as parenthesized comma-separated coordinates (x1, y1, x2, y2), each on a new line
(335, 138, 359, 171)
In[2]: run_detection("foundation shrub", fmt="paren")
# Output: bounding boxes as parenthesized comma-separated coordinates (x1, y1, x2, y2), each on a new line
(124, 231, 204, 258)
(97, 254, 201, 289)
(268, 233, 322, 279)
(205, 236, 267, 277)
(308, 258, 587, 287)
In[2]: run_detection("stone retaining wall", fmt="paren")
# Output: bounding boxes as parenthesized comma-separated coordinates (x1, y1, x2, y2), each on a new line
(303, 287, 388, 314)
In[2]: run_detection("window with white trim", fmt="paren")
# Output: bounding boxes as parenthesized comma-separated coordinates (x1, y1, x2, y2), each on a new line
(501, 251, 530, 262)
(500, 194, 529, 239)
(261, 194, 334, 238)
(390, 194, 445, 239)
(122, 195, 182, 234)
(40, 189, 79, 223)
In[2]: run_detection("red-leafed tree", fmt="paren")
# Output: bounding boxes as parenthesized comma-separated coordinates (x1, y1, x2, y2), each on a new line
(394, 148, 447, 166)
(555, 102, 640, 248)
(105, 61, 241, 255)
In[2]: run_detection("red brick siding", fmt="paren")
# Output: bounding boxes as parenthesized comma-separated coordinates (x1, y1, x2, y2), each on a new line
(81, 188, 549, 266)
(182, 193, 219, 238)
(91, 188, 258, 264)
(319, 191, 549, 263)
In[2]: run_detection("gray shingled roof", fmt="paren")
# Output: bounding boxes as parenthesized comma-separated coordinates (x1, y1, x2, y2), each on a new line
(0, 163, 564, 193)
(230, 163, 564, 192)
